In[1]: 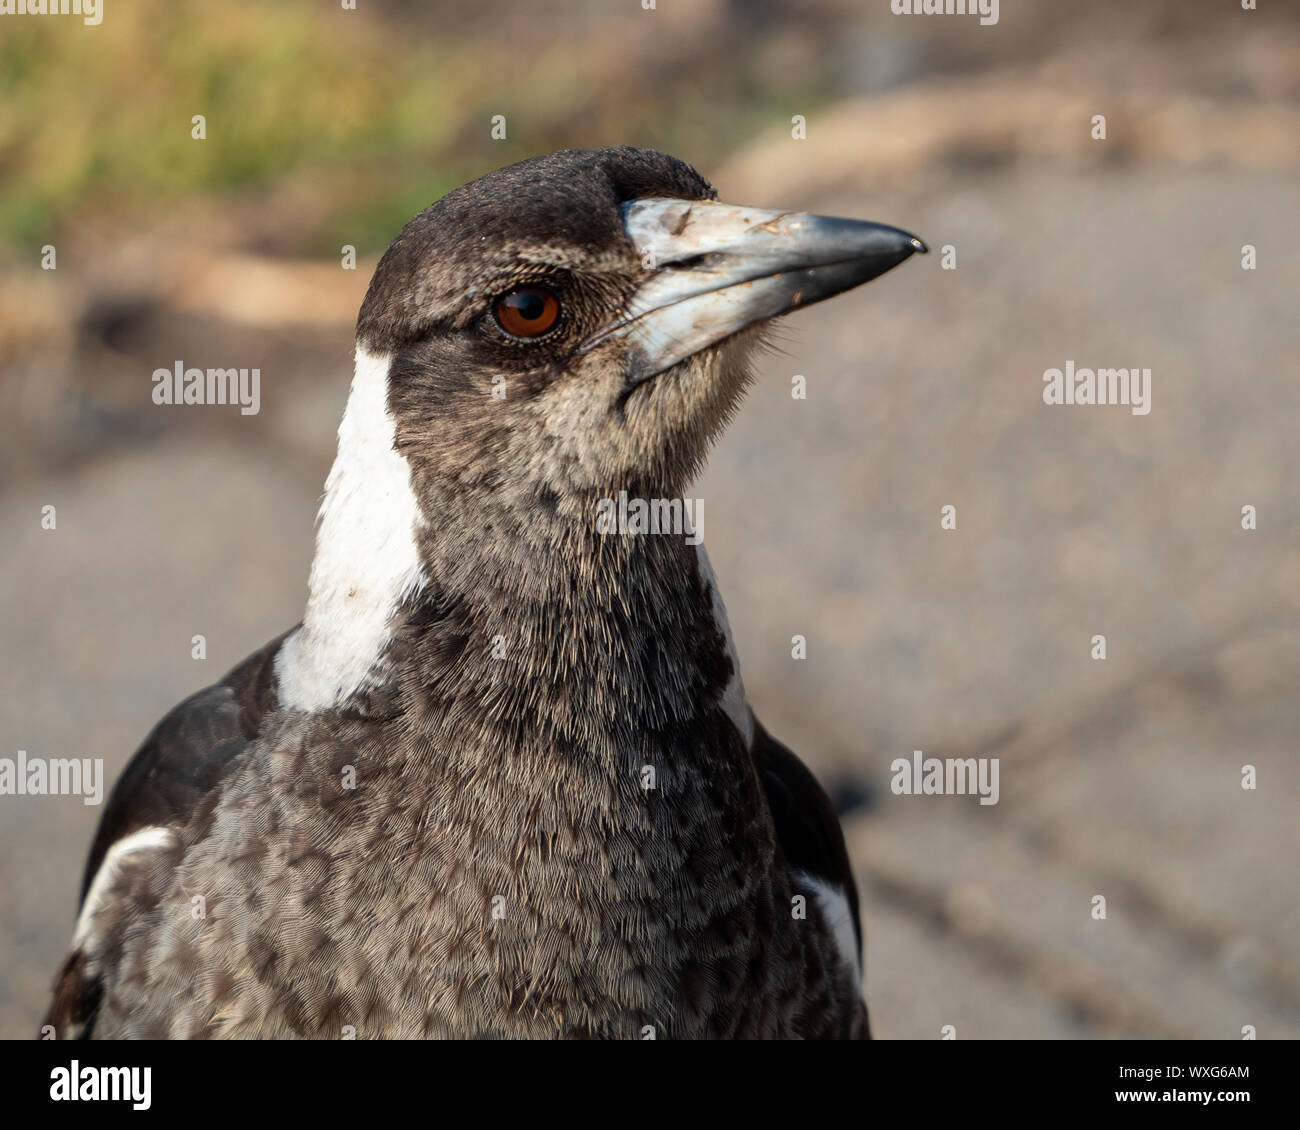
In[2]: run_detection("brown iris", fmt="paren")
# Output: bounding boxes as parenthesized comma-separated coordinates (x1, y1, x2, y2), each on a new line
(494, 286, 561, 338)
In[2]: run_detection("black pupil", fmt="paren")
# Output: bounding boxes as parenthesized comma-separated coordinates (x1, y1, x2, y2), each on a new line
(509, 291, 546, 320)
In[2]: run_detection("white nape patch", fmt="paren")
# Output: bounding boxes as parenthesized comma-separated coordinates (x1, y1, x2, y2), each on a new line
(695, 543, 754, 749)
(795, 870, 862, 991)
(276, 347, 426, 712)
(74, 827, 177, 948)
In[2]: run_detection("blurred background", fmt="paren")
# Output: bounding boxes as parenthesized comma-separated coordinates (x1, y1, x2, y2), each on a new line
(1, 0, 1298, 1039)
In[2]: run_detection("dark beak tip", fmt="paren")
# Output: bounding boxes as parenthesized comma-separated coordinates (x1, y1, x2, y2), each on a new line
(910, 236, 929, 254)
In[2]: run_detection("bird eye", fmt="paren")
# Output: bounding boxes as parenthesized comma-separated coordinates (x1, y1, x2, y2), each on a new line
(494, 286, 562, 339)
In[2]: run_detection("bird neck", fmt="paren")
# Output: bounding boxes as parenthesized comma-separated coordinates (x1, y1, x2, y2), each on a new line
(405, 520, 737, 733)
(277, 347, 742, 741)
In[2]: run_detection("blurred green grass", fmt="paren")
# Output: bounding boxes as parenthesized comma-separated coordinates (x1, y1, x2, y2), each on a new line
(0, 4, 468, 251)
(0, 0, 833, 259)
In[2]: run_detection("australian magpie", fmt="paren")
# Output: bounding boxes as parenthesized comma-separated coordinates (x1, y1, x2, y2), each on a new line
(45, 147, 924, 1039)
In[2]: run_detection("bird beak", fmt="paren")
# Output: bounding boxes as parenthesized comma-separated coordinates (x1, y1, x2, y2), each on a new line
(588, 197, 927, 388)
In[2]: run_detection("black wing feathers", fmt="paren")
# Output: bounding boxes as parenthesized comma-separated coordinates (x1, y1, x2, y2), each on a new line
(752, 721, 863, 959)
(78, 630, 288, 906)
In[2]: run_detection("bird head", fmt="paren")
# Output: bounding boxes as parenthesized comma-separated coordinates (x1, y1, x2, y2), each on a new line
(354, 147, 924, 545)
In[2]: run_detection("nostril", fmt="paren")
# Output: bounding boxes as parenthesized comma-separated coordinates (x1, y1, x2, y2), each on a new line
(666, 253, 710, 271)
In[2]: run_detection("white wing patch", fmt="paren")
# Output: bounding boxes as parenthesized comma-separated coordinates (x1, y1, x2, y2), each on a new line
(276, 346, 426, 711)
(73, 826, 178, 948)
(795, 870, 862, 992)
